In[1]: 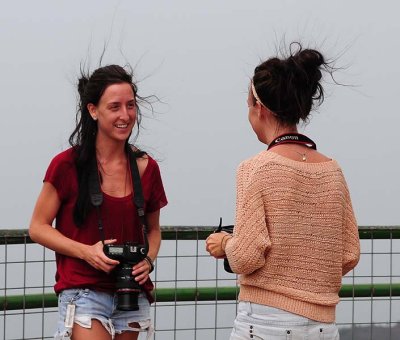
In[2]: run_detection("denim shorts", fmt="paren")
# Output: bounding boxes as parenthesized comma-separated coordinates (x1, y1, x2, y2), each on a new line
(55, 288, 152, 340)
(230, 301, 339, 340)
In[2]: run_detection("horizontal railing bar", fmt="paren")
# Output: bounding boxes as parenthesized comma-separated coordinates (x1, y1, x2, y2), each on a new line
(0, 229, 32, 245)
(1, 226, 400, 244)
(1, 278, 399, 287)
(358, 226, 400, 239)
(2, 284, 400, 311)
(340, 283, 400, 297)
(3, 252, 400, 264)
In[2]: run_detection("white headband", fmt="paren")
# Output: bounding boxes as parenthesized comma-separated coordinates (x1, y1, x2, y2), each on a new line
(251, 82, 269, 110)
(251, 82, 279, 118)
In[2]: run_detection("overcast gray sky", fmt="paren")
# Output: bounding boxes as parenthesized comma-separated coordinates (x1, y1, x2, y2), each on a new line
(1, 0, 399, 229)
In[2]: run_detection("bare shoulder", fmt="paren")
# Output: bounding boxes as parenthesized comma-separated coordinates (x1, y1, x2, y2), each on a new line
(137, 153, 149, 165)
(131, 147, 149, 176)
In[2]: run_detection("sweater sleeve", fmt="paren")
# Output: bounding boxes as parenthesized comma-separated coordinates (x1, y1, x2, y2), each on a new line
(342, 185, 360, 275)
(225, 162, 271, 274)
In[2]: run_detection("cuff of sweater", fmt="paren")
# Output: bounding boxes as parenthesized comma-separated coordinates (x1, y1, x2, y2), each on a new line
(221, 234, 233, 252)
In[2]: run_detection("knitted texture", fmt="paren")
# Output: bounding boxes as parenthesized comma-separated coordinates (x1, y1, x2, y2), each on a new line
(224, 150, 360, 323)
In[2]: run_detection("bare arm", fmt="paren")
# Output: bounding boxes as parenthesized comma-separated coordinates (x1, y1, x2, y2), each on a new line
(132, 209, 162, 284)
(29, 182, 119, 273)
(145, 209, 162, 261)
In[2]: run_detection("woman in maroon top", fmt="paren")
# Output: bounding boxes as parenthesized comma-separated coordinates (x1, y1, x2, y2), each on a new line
(29, 65, 167, 340)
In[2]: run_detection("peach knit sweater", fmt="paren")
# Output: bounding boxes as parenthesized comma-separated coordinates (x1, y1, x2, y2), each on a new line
(224, 150, 360, 323)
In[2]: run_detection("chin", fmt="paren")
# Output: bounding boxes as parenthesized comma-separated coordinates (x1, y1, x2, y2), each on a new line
(109, 135, 129, 144)
(115, 130, 132, 139)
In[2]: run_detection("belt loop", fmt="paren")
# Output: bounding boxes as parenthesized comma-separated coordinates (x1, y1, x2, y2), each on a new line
(246, 301, 253, 315)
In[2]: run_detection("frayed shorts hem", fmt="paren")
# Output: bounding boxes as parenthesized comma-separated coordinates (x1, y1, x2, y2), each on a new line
(54, 288, 153, 339)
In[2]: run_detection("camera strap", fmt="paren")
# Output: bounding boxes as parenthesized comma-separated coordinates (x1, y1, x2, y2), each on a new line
(89, 147, 147, 246)
(267, 133, 317, 150)
(215, 217, 234, 233)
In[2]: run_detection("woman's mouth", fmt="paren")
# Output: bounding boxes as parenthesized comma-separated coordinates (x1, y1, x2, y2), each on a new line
(115, 123, 128, 129)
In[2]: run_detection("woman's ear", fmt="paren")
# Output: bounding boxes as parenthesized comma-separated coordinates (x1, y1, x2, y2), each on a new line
(87, 103, 97, 121)
(261, 105, 277, 122)
(256, 102, 267, 120)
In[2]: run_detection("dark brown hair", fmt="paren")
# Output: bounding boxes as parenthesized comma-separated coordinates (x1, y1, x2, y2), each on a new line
(70, 64, 145, 226)
(252, 42, 332, 126)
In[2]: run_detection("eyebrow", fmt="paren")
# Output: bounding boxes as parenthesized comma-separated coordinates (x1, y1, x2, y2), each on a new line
(107, 99, 135, 106)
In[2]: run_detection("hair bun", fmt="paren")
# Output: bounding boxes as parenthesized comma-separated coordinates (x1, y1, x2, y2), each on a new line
(288, 47, 325, 85)
(295, 49, 324, 68)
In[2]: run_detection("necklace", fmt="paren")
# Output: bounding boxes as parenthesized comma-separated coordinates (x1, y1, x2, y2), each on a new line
(96, 153, 130, 196)
(267, 133, 316, 162)
(293, 150, 307, 162)
(97, 154, 128, 178)
(97, 161, 115, 176)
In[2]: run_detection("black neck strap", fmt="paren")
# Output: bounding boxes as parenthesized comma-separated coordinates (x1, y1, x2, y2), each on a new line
(89, 147, 147, 245)
(267, 133, 317, 150)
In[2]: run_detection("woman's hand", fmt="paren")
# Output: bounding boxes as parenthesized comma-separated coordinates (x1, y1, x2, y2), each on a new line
(82, 239, 120, 273)
(206, 232, 230, 259)
(132, 258, 153, 285)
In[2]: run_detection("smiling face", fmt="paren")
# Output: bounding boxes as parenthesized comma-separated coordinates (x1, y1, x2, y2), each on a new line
(87, 82, 136, 145)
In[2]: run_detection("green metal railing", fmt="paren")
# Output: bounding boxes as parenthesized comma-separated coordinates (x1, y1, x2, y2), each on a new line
(1, 226, 400, 340)
(2, 284, 400, 311)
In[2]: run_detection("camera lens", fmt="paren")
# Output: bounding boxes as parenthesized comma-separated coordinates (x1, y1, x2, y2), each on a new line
(114, 263, 142, 311)
(116, 288, 141, 311)
(104, 242, 148, 311)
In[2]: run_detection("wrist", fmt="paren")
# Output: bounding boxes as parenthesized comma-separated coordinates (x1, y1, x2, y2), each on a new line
(221, 234, 232, 251)
(144, 255, 154, 273)
(78, 243, 90, 261)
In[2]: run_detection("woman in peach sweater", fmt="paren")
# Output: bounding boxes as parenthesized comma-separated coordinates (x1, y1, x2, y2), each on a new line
(206, 43, 360, 340)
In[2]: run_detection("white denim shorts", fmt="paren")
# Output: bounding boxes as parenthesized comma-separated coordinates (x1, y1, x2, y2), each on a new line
(55, 288, 153, 340)
(230, 301, 339, 340)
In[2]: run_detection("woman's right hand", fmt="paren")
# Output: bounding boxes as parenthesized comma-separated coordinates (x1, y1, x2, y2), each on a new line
(82, 239, 120, 273)
(206, 232, 231, 259)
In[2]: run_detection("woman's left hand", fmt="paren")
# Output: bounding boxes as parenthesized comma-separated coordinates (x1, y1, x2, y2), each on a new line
(132, 259, 152, 285)
(206, 232, 229, 259)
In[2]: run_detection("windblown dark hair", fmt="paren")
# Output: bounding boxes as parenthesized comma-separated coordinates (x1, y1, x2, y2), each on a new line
(252, 42, 333, 126)
(69, 64, 145, 226)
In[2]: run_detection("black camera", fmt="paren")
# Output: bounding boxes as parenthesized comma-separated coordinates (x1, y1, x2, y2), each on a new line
(104, 242, 147, 311)
(214, 218, 234, 273)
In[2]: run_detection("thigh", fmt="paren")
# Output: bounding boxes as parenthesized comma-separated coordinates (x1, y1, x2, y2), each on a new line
(72, 319, 111, 340)
(112, 293, 152, 339)
(55, 289, 114, 340)
(115, 330, 139, 340)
